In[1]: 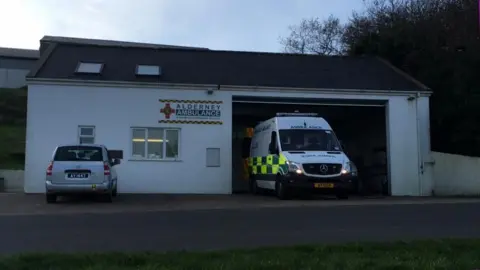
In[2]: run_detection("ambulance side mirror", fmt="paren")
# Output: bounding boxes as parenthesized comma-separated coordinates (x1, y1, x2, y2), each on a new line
(339, 140, 347, 153)
(268, 142, 275, 154)
(269, 131, 279, 155)
(269, 144, 279, 155)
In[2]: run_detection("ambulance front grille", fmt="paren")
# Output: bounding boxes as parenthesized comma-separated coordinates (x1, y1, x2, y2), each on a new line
(302, 163, 342, 175)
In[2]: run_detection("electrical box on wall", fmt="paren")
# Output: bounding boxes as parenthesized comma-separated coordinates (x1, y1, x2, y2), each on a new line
(206, 148, 220, 167)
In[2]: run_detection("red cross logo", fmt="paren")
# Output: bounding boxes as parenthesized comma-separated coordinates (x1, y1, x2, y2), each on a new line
(160, 103, 175, 119)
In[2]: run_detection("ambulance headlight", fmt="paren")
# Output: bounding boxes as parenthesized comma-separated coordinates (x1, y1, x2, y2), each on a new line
(341, 162, 357, 175)
(287, 161, 302, 174)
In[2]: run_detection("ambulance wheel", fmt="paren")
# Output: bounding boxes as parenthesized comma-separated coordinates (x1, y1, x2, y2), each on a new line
(275, 175, 290, 200)
(249, 178, 260, 195)
(46, 194, 57, 204)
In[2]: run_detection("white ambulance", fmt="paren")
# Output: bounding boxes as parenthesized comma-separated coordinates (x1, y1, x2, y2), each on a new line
(248, 112, 357, 199)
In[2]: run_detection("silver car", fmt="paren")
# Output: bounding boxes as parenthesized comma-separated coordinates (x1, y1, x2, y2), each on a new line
(45, 144, 121, 203)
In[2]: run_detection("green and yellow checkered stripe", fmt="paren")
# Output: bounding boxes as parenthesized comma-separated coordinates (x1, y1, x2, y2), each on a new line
(158, 120, 223, 124)
(248, 154, 287, 175)
(158, 99, 223, 104)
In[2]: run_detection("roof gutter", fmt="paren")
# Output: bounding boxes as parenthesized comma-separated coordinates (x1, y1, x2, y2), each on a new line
(26, 77, 433, 97)
(221, 84, 432, 96)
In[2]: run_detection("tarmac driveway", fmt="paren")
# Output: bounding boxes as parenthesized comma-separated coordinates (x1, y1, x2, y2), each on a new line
(1, 192, 480, 216)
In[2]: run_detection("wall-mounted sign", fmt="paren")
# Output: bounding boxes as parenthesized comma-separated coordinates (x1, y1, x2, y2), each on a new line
(158, 99, 223, 125)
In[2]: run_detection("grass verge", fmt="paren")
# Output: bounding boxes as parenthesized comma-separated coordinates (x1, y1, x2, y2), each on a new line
(0, 87, 27, 169)
(1, 239, 480, 270)
(0, 125, 25, 170)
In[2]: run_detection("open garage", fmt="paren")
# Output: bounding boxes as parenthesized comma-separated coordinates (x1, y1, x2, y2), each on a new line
(232, 96, 388, 196)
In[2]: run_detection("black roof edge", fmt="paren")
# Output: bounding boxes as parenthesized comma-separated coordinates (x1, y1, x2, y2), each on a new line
(40, 35, 210, 51)
(375, 57, 431, 91)
(27, 43, 57, 78)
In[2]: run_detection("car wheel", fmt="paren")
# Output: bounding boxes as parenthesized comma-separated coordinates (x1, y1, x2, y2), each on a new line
(46, 194, 57, 204)
(275, 176, 290, 200)
(102, 190, 113, 203)
(104, 194, 113, 203)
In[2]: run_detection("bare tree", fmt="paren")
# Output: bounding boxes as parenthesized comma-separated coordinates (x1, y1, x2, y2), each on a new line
(279, 15, 345, 55)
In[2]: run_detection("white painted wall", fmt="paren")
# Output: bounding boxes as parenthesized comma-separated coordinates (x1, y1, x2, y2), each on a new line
(386, 97, 421, 195)
(25, 83, 431, 196)
(432, 151, 480, 196)
(25, 85, 232, 194)
(417, 96, 434, 195)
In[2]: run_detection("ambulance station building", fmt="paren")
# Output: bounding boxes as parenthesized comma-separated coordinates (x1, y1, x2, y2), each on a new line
(24, 36, 433, 196)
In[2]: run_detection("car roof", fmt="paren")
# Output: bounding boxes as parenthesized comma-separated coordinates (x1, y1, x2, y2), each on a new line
(56, 143, 106, 148)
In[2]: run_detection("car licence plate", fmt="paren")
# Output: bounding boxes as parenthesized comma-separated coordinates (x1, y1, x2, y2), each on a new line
(314, 183, 334, 188)
(67, 173, 88, 179)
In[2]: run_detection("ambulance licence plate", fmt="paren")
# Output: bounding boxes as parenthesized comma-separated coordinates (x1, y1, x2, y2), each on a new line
(314, 183, 334, 188)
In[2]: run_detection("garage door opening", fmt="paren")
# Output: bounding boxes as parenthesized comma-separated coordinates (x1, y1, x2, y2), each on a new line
(231, 96, 389, 197)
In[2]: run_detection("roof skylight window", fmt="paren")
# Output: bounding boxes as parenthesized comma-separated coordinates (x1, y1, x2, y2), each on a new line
(75, 62, 104, 74)
(136, 65, 161, 76)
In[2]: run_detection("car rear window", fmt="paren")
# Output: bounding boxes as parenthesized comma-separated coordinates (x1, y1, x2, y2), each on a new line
(54, 146, 104, 162)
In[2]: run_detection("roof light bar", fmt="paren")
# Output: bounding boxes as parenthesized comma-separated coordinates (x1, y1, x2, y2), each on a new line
(276, 112, 318, 117)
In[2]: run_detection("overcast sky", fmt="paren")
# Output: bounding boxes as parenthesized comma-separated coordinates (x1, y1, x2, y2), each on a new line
(1, 0, 364, 52)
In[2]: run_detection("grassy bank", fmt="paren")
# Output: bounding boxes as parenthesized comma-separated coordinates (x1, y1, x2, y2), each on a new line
(1, 239, 480, 270)
(0, 88, 27, 169)
(0, 125, 25, 170)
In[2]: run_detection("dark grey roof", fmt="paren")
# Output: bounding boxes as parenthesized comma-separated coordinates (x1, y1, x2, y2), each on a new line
(29, 36, 429, 91)
(0, 47, 39, 59)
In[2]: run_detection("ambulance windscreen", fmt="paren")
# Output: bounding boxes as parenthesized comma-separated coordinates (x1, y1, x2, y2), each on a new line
(279, 129, 341, 151)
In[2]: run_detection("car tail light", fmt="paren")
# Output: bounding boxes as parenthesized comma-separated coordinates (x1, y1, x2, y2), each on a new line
(104, 162, 110, 176)
(46, 162, 53, 176)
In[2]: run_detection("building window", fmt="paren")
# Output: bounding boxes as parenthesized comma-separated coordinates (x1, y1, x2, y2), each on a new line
(75, 62, 104, 74)
(131, 128, 180, 160)
(78, 126, 95, 144)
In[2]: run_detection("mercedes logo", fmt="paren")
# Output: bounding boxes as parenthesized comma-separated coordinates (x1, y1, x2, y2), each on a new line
(319, 164, 328, 173)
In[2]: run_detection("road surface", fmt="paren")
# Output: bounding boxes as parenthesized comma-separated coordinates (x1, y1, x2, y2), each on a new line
(0, 202, 479, 254)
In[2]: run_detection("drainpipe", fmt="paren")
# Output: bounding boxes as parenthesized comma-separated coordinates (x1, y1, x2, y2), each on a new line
(415, 92, 423, 196)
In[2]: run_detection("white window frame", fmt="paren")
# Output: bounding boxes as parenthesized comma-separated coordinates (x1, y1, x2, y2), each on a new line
(135, 65, 161, 76)
(75, 62, 104, 74)
(131, 127, 181, 160)
(78, 126, 95, 144)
